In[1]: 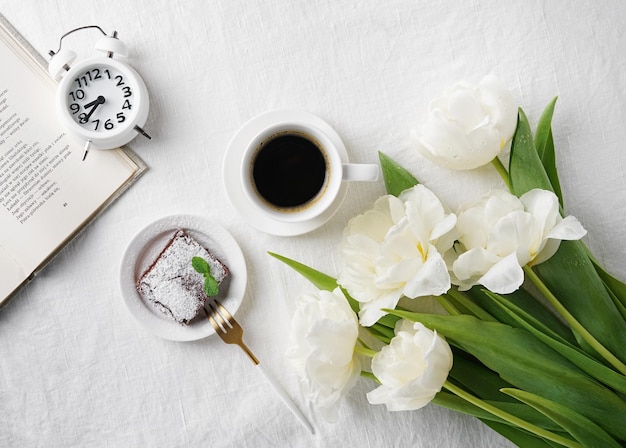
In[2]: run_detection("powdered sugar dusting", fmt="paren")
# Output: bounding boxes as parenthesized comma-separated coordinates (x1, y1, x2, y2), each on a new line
(137, 229, 229, 324)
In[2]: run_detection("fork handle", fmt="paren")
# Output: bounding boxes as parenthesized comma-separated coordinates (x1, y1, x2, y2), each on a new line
(257, 363, 315, 434)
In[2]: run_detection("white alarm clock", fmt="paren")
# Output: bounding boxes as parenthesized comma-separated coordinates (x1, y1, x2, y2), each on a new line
(48, 26, 150, 159)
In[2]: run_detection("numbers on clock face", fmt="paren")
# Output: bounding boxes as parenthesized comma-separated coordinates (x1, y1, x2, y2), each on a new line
(67, 65, 134, 132)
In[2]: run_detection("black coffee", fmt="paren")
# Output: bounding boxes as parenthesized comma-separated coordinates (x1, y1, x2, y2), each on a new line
(252, 132, 327, 209)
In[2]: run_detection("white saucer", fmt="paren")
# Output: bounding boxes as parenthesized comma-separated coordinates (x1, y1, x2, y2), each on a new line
(119, 215, 247, 341)
(222, 110, 349, 236)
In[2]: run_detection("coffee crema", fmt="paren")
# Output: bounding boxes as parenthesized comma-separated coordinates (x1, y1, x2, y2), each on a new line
(251, 131, 328, 211)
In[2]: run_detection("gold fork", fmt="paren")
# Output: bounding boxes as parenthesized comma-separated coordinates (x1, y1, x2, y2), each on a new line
(205, 299, 314, 434)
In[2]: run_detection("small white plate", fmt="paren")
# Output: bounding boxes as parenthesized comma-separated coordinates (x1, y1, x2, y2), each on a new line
(222, 110, 349, 236)
(119, 215, 247, 341)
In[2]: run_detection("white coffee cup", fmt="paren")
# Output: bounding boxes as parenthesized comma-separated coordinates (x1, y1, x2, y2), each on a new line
(240, 121, 379, 223)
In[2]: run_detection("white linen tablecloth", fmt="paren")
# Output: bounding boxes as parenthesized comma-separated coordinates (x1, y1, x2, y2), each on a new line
(1, 1, 625, 446)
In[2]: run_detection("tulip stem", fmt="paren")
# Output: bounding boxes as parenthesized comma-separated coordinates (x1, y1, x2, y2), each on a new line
(361, 370, 379, 383)
(445, 289, 498, 322)
(491, 157, 511, 191)
(523, 265, 626, 375)
(436, 295, 462, 316)
(443, 381, 583, 448)
(354, 345, 377, 358)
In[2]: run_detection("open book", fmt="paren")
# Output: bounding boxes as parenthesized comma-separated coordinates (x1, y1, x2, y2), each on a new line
(0, 15, 147, 305)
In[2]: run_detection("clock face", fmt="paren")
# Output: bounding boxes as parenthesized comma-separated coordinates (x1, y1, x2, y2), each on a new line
(64, 63, 137, 134)
(55, 57, 149, 150)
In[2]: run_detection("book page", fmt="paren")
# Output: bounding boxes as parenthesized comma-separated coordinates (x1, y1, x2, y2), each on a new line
(0, 20, 142, 300)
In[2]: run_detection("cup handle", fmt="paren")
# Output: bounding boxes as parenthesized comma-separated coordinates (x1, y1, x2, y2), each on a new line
(342, 163, 379, 182)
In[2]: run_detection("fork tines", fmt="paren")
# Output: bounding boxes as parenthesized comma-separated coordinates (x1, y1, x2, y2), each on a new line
(205, 299, 232, 334)
(205, 299, 259, 365)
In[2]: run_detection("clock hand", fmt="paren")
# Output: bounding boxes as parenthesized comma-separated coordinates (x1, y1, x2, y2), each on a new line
(79, 96, 104, 161)
(83, 95, 106, 121)
(83, 95, 105, 109)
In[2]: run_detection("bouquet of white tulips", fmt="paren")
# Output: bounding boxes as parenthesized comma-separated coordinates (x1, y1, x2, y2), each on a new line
(270, 76, 626, 448)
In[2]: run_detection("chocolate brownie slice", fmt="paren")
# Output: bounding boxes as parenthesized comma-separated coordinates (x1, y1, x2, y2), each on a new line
(136, 229, 229, 324)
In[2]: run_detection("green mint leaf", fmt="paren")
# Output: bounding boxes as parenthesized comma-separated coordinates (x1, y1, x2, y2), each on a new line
(204, 275, 219, 297)
(191, 256, 210, 275)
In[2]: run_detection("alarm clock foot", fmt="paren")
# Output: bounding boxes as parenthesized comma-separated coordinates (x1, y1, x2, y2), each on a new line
(82, 140, 92, 161)
(134, 125, 152, 140)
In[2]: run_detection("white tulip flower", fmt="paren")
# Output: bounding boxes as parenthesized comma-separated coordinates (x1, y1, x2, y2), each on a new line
(413, 74, 517, 170)
(286, 288, 361, 422)
(451, 189, 587, 293)
(367, 320, 453, 411)
(338, 185, 458, 327)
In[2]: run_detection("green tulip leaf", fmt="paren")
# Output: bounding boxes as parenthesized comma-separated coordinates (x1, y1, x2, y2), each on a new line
(441, 289, 498, 322)
(434, 391, 505, 422)
(449, 348, 607, 432)
(510, 106, 626, 365)
(370, 321, 395, 340)
(444, 381, 580, 447)
(464, 287, 575, 344)
(378, 151, 419, 197)
(534, 240, 626, 365)
(268, 252, 337, 291)
(487, 402, 564, 432)
(268, 252, 361, 314)
(482, 290, 575, 346)
(508, 108, 554, 197)
(480, 420, 564, 448)
(502, 388, 622, 448)
(376, 313, 402, 329)
(534, 97, 563, 206)
(339, 287, 362, 315)
(434, 391, 563, 433)
(365, 325, 392, 344)
(603, 282, 626, 321)
(387, 310, 626, 440)
(485, 290, 626, 395)
(435, 393, 568, 447)
(585, 246, 626, 318)
(449, 352, 517, 402)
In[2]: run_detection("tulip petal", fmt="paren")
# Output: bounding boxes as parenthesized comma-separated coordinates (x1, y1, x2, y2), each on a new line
(488, 210, 536, 265)
(453, 248, 500, 282)
(285, 289, 361, 423)
(367, 320, 452, 411)
(448, 88, 485, 129)
(546, 215, 587, 241)
(478, 74, 517, 139)
(359, 289, 404, 327)
(452, 188, 586, 292)
(414, 75, 516, 170)
(431, 213, 457, 242)
(479, 252, 524, 294)
(520, 189, 560, 234)
(340, 184, 457, 322)
(531, 238, 561, 266)
(483, 191, 523, 226)
(465, 126, 502, 167)
(403, 248, 451, 298)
